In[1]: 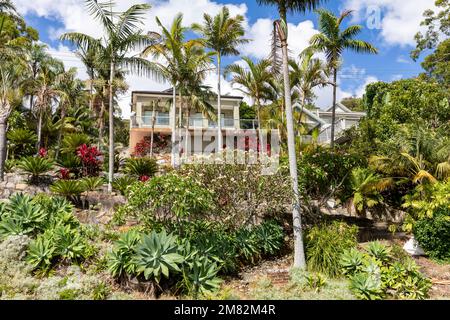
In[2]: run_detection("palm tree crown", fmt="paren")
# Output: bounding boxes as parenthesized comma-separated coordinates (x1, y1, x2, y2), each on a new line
(310, 9, 378, 66)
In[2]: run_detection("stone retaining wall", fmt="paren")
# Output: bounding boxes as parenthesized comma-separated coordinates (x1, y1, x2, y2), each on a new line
(0, 173, 50, 200)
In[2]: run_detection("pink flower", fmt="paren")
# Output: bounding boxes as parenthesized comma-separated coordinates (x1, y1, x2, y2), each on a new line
(139, 175, 150, 182)
(39, 148, 48, 158)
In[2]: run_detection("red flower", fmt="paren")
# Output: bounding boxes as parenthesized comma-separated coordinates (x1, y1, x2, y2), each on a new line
(59, 168, 70, 180)
(139, 175, 150, 182)
(39, 148, 48, 158)
(76, 144, 102, 177)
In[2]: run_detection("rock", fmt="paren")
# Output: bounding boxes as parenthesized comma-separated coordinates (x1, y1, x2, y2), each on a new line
(15, 183, 28, 191)
(6, 182, 15, 189)
(403, 236, 426, 256)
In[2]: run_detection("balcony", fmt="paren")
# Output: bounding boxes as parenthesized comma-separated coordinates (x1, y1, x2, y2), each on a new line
(131, 115, 260, 130)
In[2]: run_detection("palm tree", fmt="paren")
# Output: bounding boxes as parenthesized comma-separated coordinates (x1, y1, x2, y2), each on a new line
(256, 0, 327, 269)
(225, 57, 273, 137)
(192, 7, 249, 152)
(0, 0, 17, 35)
(24, 43, 54, 116)
(29, 59, 64, 152)
(54, 67, 85, 159)
(291, 48, 329, 115)
(0, 61, 23, 180)
(310, 9, 378, 148)
(75, 45, 98, 112)
(350, 167, 392, 214)
(177, 42, 215, 157)
(142, 14, 189, 166)
(61, 0, 161, 192)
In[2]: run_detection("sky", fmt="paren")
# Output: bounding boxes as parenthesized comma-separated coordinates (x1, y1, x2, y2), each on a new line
(13, 0, 435, 118)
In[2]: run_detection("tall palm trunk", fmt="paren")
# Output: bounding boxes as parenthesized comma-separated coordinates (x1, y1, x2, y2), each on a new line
(89, 76, 94, 111)
(184, 100, 190, 159)
(55, 105, 66, 160)
(171, 84, 177, 167)
(150, 102, 156, 157)
(98, 98, 106, 146)
(216, 54, 223, 152)
(36, 110, 43, 152)
(277, 14, 306, 269)
(108, 60, 115, 193)
(330, 68, 337, 149)
(0, 116, 7, 181)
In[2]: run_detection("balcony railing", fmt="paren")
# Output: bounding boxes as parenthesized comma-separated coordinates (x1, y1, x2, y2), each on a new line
(131, 115, 261, 130)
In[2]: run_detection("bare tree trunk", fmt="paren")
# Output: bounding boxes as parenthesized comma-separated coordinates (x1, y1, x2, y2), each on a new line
(217, 54, 223, 152)
(171, 84, 177, 167)
(108, 60, 115, 193)
(0, 118, 7, 181)
(277, 16, 306, 269)
(55, 105, 66, 160)
(150, 102, 156, 157)
(330, 68, 337, 149)
(98, 98, 106, 147)
(36, 110, 43, 152)
(89, 77, 94, 111)
(184, 102, 190, 160)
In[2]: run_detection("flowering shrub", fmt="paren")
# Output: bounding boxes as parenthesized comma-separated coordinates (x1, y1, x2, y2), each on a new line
(76, 144, 102, 177)
(133, 134, 170, 157)
(179, 158, 292, 229)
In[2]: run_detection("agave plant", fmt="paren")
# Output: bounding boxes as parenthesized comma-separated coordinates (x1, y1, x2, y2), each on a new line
(108, 229, 141, 278)
(182, 258, 222, 298)
(134, 230, 184, 283)
(50, 225, 90, 261)
(26, 236, 56, 272)
(349, 272, 384, 300)
(366, 241, 391, 264)
(0, 193, 47, 239)
(17, 156, 54, 184)
(340, 248, 365, 276)
(123, 157, 158, 178)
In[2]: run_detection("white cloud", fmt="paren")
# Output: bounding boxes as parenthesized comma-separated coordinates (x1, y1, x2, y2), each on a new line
(396, 55, 411, 64)
(240, 18, 318, 59)
(343, 0, 435, 47)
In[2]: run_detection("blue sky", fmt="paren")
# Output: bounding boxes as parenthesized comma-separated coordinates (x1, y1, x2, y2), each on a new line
(14, 0, 433, 117)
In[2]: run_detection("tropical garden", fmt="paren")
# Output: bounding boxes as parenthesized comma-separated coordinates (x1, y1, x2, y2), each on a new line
(0, 0, 448, 300)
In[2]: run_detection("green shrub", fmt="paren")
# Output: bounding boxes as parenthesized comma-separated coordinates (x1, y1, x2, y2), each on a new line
(92, 282, 111, 300)
(56, 153, 82, 176)
(180, 161, 292, 229)
(124, 173, 215, 229)
(80, 177, 104, 192)
(7, 128, 37, 158)
(4, 159, 16, 173)
(124, 157, 158, 178)
(50, 180, 87, 203)
(112, 176, 136, 196)
(253, 220, 285, 256)
(413, 210, 450, 260)
(61, 133, 90, 154)
(17, 156, 54, 184)
(306, 222, 358, 277)
(341, 242, 432, 300)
